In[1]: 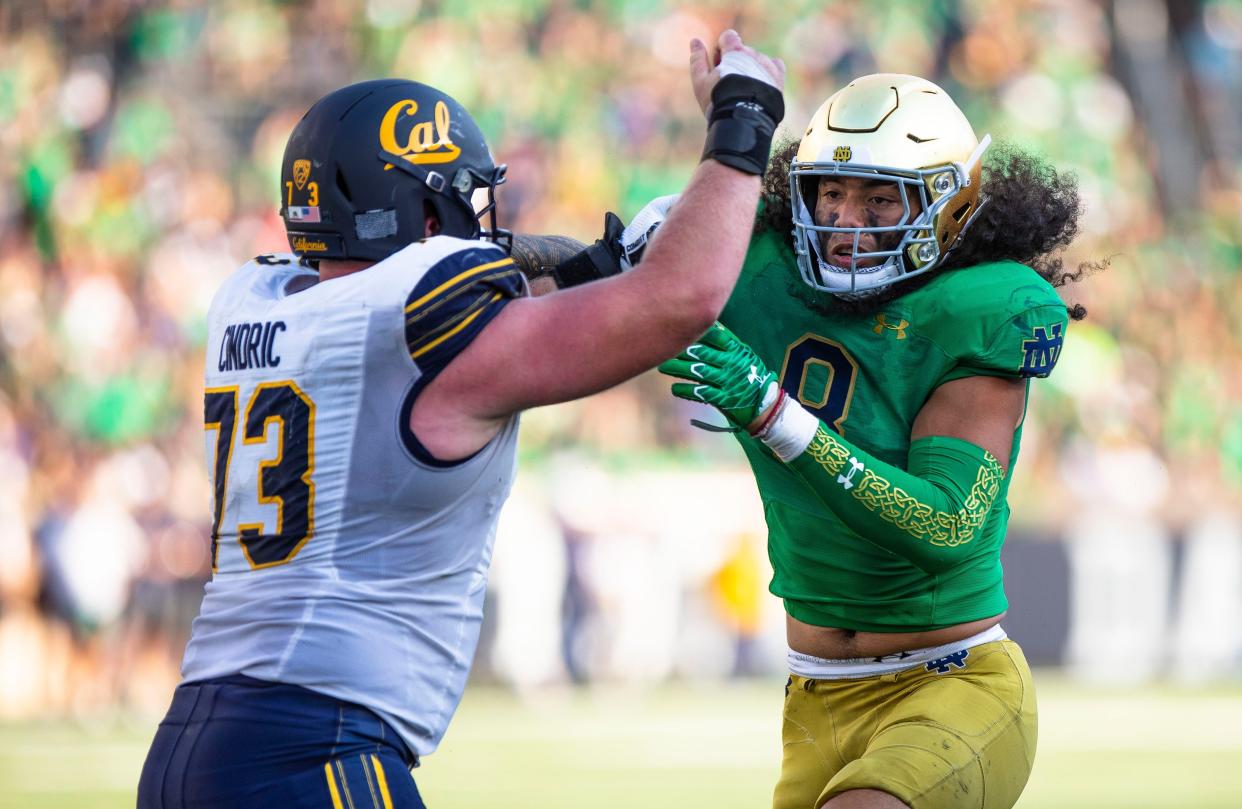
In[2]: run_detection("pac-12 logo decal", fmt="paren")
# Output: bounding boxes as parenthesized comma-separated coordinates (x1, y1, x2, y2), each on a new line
(1020, 323, 1064, 377)
(833, 145, 853, 162)
(292, 159, 311, 190)
(380, 99, 462, 168)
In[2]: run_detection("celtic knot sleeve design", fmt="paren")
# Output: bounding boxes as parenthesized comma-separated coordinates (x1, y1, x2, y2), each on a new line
(805, 426, 1004, 548)
(806, 427, 851, 473)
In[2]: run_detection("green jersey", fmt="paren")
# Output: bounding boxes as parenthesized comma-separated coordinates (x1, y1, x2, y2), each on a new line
(719, 229, 1068, 632)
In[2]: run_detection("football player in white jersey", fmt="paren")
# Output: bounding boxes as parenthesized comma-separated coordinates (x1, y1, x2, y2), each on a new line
(137, 30, 784, 809)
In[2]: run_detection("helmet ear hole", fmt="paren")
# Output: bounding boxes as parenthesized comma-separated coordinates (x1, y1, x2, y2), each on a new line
(952, 201, 971, 222)
(422, 199, 441, 238)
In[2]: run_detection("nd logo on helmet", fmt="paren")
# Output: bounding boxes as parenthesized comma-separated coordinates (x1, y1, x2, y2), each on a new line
(833, 146, 852, 162)
(292, 160, 311, 190)
(380, 99, 462, 168)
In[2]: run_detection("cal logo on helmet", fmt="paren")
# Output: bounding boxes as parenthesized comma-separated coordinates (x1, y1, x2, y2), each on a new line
(833, 145, 852, 162)
(292, 159, 311, 190)
(379, 99, 462, 168)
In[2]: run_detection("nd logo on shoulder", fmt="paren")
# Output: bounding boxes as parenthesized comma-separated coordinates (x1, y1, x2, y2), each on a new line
(1020, 322, 1063, 377)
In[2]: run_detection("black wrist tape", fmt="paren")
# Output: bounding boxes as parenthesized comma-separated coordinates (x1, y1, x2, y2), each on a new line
(552, 212, 626, 288)
(701, 74, 785, 176)
(552, 241, 621, 287)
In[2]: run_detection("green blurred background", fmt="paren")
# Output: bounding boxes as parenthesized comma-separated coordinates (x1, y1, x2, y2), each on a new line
(1, 0, 1241, 806)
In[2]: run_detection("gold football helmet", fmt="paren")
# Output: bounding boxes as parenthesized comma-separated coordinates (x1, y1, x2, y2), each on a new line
(791, 73, 990, 296)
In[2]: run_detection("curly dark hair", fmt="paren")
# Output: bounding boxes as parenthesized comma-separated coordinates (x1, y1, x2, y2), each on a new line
(756, 138, 1104, 319)
(756, 137, 800, 237)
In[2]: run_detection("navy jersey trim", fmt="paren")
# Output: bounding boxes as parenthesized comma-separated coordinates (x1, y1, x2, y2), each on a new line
(403, 246, 525, 382)
(397, 381, 483, 468)
(397, 246, 525, 467)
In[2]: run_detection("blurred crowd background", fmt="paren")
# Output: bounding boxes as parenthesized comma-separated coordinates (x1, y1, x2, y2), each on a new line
(1, 0, 1241, 719)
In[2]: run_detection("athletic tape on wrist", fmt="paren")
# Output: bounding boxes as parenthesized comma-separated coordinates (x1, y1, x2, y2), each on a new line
(717, 51, 779, 88)
(552, 240, 621, 287)
(751, 387, 785, 436)
(755, 396, 819, 462)
(552, 212, 626, 287)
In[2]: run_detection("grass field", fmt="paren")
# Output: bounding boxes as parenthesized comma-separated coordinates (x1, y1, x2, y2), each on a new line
(2, 674, 1241, 808)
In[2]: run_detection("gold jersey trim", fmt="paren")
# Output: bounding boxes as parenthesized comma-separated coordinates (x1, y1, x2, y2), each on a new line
(404, 257, 514, 314)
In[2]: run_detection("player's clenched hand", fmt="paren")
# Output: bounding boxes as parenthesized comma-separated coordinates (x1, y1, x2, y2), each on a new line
(659, 322, 781, 432)
(689, 29, 786, 118)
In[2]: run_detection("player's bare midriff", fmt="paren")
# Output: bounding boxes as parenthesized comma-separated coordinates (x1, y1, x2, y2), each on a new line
(787, 611, 1007, 660)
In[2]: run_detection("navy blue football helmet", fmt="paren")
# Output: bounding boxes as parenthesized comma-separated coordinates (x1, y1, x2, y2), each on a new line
(280, 79, 507, 262)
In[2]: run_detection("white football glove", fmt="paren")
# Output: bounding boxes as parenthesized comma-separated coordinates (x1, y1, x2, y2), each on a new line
(619, 194, 680, 270)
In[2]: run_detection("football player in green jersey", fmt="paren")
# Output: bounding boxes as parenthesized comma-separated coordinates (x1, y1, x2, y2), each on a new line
(668, 74, 1095, 809)
(517, 73, 1097, 809)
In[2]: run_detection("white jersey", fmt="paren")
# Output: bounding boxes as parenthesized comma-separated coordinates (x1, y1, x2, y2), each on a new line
(181, 236, 526, 757)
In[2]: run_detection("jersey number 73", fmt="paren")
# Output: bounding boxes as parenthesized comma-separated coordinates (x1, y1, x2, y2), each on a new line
(204, 381, 317, 571)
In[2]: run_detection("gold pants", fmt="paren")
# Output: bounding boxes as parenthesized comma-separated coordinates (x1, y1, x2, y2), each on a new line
(773, 640, 1037, 809)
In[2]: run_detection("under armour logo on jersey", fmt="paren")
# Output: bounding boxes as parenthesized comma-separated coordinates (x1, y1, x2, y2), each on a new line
(873, 314, 909, 339)
(925, 649, 969, 674)
(1020, 323, 1063, 377)
(748, 365, 765, 386)
(837, 456, 865, 489)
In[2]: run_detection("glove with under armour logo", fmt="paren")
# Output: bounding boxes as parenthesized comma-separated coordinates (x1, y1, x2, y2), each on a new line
(659, 322, 781, 432)
(661, 322, 822, 460)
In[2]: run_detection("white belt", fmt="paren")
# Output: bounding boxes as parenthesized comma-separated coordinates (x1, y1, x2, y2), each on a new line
(787, 624, 1008, 680)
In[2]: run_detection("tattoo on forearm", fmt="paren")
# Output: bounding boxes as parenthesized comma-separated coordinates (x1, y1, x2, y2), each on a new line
(509, 234, 588, 284)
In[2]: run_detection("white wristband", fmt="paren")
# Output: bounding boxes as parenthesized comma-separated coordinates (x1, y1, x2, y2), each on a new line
(755, 396, 820, 462)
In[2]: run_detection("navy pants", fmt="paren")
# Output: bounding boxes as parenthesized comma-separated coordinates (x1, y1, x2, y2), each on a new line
(137, 675, 426, 809)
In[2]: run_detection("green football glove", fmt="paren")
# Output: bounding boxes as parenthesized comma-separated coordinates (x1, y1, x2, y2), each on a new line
(659, 322, 780, 432)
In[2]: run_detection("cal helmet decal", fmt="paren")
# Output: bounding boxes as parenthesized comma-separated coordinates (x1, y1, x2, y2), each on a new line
(380, 99, 462, 168)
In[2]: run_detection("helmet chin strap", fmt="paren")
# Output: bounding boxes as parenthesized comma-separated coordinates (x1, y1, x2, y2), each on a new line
(960, 134, 992, 182)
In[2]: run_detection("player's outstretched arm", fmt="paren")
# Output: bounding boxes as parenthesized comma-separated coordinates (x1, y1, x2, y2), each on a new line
(661, 323, 1026, 574)
(412, 29, 785, 459)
